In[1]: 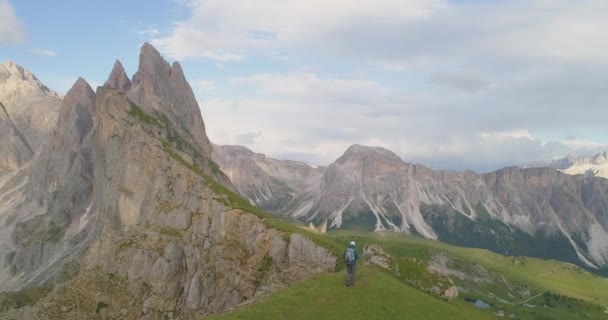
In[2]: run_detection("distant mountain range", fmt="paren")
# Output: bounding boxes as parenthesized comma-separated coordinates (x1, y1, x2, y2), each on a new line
(213, 144, 608, 273)
(527, 152, 608, 179)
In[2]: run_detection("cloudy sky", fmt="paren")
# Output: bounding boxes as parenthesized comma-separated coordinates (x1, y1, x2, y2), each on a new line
(1, 0, 607, 171)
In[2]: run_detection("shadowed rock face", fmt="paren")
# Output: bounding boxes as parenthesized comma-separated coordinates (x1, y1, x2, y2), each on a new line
(3, 77, 97, 290)
(213, 143, 608, 272)
(29, 78, 97, 214)
(0, 44, 336, 319)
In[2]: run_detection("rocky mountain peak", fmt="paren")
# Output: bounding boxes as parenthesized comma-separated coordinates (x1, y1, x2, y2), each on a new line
(217, 144, 256, 157)
(0, 61, 59, 99)
(140, 42, 165, 65)
(338, 144, 402, 164)
(170, 61, 185, 79)
(0, 62, 62, 162)
(130, 43, 171, 93)
(592, 152, 607, 165)
(66, 77, 95, 98)
(62, 78, 96, 125)
(1, 61, 34, 82)
(127, 42, 213, 157)
(105, 60, 131, 92)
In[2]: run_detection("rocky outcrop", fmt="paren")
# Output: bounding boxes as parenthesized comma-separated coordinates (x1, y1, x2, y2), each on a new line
(306, 220, 327, 234)
(363, 244, 458, 300)
(363, 244, 392, 270)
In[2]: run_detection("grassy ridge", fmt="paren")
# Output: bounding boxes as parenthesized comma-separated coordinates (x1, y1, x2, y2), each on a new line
(210, 231, 608, 320)
(344, 232, 608, 304)
(332, 231, 608, 319)
(206, 267, 495, 320)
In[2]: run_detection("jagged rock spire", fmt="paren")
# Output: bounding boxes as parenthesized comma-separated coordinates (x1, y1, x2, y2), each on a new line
(65, 78, 95, 106)
(105, 60, 131, 92)
(28, 77, 96, 222)
(127, 42, 213, 157)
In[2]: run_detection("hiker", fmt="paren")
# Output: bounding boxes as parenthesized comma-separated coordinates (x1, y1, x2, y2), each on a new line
(344, 241, 360, 286)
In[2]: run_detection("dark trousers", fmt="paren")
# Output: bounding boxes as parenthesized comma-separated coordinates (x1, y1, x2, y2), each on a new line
(346, 263, 356, 286)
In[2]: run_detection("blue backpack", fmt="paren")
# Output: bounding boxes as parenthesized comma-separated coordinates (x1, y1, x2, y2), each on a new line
(345, 247, 356, 265)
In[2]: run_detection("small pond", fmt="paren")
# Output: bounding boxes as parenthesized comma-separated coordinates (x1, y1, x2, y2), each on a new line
(473, 300, 490, 309)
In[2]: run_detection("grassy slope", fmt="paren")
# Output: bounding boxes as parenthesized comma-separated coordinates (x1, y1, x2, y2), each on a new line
(207, 267, 494, 320)
(333, 231, 608, 319)
(209, 230, 608, 320)
(338, 231, 608, 304)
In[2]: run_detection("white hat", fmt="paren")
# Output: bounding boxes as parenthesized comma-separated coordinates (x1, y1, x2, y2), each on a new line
(350, 241, 355, 246)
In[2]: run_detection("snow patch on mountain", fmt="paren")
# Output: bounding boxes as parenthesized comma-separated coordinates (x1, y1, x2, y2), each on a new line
(563, 163, 608, 179)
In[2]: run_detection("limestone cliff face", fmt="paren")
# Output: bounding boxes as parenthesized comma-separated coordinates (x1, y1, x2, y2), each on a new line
(0, 44, 336, 319)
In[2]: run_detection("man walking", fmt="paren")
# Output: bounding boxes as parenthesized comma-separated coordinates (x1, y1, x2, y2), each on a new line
(344, 241, 360, 286)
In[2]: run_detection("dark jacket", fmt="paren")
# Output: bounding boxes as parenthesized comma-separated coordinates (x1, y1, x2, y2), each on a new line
(343, 244, 360, 264)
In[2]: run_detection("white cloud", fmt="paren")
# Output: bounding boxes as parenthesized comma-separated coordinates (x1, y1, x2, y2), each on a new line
(0, 0, 25, 44)
(154, 0, 608, 64)
(479, 130, 535, 141)
(429, 72, 489, 93)
(152, 0, 444, 61)
(30, 48, 56, 57)
(562, 140, 608, 149)
(135, 27, 161, 37)
(230, 72, 390, 104)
